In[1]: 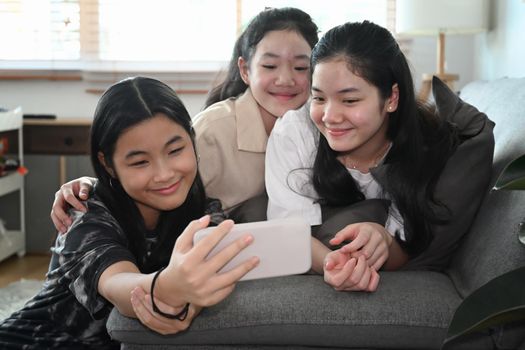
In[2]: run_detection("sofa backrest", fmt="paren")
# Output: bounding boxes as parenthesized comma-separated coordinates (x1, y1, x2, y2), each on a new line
(459, 78, 525, 179)
(448, 78, 525, 298)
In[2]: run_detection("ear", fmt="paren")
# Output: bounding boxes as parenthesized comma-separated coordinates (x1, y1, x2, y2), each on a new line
(238, 56, 250, 85)
(98, 152, 116, 178)
(386, 83, 399, 113)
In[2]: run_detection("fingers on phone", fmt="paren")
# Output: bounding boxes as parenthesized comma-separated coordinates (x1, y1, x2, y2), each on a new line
(175, 215, 212, 252)
(207, 232, 256, 272)
(214, 255, 260, 287)
(193, 219, 233, 254)
(198, 257, 258, 306)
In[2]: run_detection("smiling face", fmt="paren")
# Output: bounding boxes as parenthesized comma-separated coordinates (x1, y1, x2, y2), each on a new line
(238, 29, 312, 122)
(100, 114, 197, 229)
(310, 58, 398, 163)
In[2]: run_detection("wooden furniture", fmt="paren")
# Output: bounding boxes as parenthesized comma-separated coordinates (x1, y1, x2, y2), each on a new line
(23, 118, 92, 184)
(0, 107, 26, 262)
(417, 33, 459, 101)
(418, 73, 459, 102)
(396, 0, 489, 102)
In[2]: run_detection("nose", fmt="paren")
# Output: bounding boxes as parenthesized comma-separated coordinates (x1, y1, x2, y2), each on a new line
(321, 101, 343, 125)
(153, 160, 175, 183)
(275, 66, 295, 86)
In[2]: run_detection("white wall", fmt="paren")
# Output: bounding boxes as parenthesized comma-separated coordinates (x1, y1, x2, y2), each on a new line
(406, 35, 477, 92)
(396, 0, 525, 92)
(474, 0, 525, 80)
(0, 80, 208, 119)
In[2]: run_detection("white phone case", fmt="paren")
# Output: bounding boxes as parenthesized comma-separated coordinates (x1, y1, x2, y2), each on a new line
(193, 217, 311, 281)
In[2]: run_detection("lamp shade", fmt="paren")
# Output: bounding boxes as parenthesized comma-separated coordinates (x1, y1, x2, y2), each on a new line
(396, 0, 489, 35)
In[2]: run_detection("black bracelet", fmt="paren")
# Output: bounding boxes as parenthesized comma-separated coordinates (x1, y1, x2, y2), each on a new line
(150, 266, 190, 320)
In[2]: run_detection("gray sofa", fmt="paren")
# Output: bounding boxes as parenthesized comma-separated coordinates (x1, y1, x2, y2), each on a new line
(107, 78, 525, 349)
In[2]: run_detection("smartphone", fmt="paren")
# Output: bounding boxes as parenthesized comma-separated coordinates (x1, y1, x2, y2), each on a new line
(193, 217, 311, 281)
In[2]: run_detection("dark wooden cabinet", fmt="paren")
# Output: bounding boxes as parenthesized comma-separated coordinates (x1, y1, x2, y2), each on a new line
(21, 118, 93, 253)
(23, 118, 92, 188)
(23, 119, 91, 155)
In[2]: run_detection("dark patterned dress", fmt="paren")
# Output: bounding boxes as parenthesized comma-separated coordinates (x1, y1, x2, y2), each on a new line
(0, 195, 137, 349)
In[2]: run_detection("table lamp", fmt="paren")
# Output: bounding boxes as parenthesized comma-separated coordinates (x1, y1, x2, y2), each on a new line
(396, 0, 489, 100)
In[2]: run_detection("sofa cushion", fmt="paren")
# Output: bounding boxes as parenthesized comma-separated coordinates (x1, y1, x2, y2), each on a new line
(447, 189, 525, 298)
(108, 273, 461, 349)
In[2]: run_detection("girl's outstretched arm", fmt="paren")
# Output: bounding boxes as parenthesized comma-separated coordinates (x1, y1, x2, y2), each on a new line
(98, 261, 165, 317)
(98, 216, 259, 327)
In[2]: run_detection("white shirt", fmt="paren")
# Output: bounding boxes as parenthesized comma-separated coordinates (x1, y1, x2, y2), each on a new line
(265, 104, 405, 240)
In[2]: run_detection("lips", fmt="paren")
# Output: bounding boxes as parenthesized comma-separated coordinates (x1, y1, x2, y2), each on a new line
(151, 180, 181, 196)
(326, 127, 353, 137)
(270, 92, 298, 101)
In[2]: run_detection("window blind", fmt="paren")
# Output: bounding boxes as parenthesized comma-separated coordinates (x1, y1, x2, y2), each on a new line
(0, 0, 80, 61)
(0, 0, 400, 72)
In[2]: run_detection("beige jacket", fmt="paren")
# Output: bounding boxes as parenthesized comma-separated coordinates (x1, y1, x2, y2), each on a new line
(193, 89, 267, 212)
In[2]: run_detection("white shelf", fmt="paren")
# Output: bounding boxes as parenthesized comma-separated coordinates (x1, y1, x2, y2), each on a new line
(0, 107, 23, 132)
(0, 230, 25, 262)
(0, 172, 23, 197)
(0, 106, 26, 262)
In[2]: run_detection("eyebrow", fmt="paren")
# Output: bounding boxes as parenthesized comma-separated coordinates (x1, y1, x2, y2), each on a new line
(311, 86, 360, 94)
(125, 135, 183, 159)
(261, 52, 310, 60)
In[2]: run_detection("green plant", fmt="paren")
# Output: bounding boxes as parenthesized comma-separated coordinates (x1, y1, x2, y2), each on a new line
(443, 154, 525, 349)
(494, 154, 525, 191)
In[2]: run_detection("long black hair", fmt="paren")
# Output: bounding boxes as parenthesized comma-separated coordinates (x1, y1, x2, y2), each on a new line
(90, 77, 206, 272)
(311, 21, 459, 256)
(204, 7, 319, 108)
